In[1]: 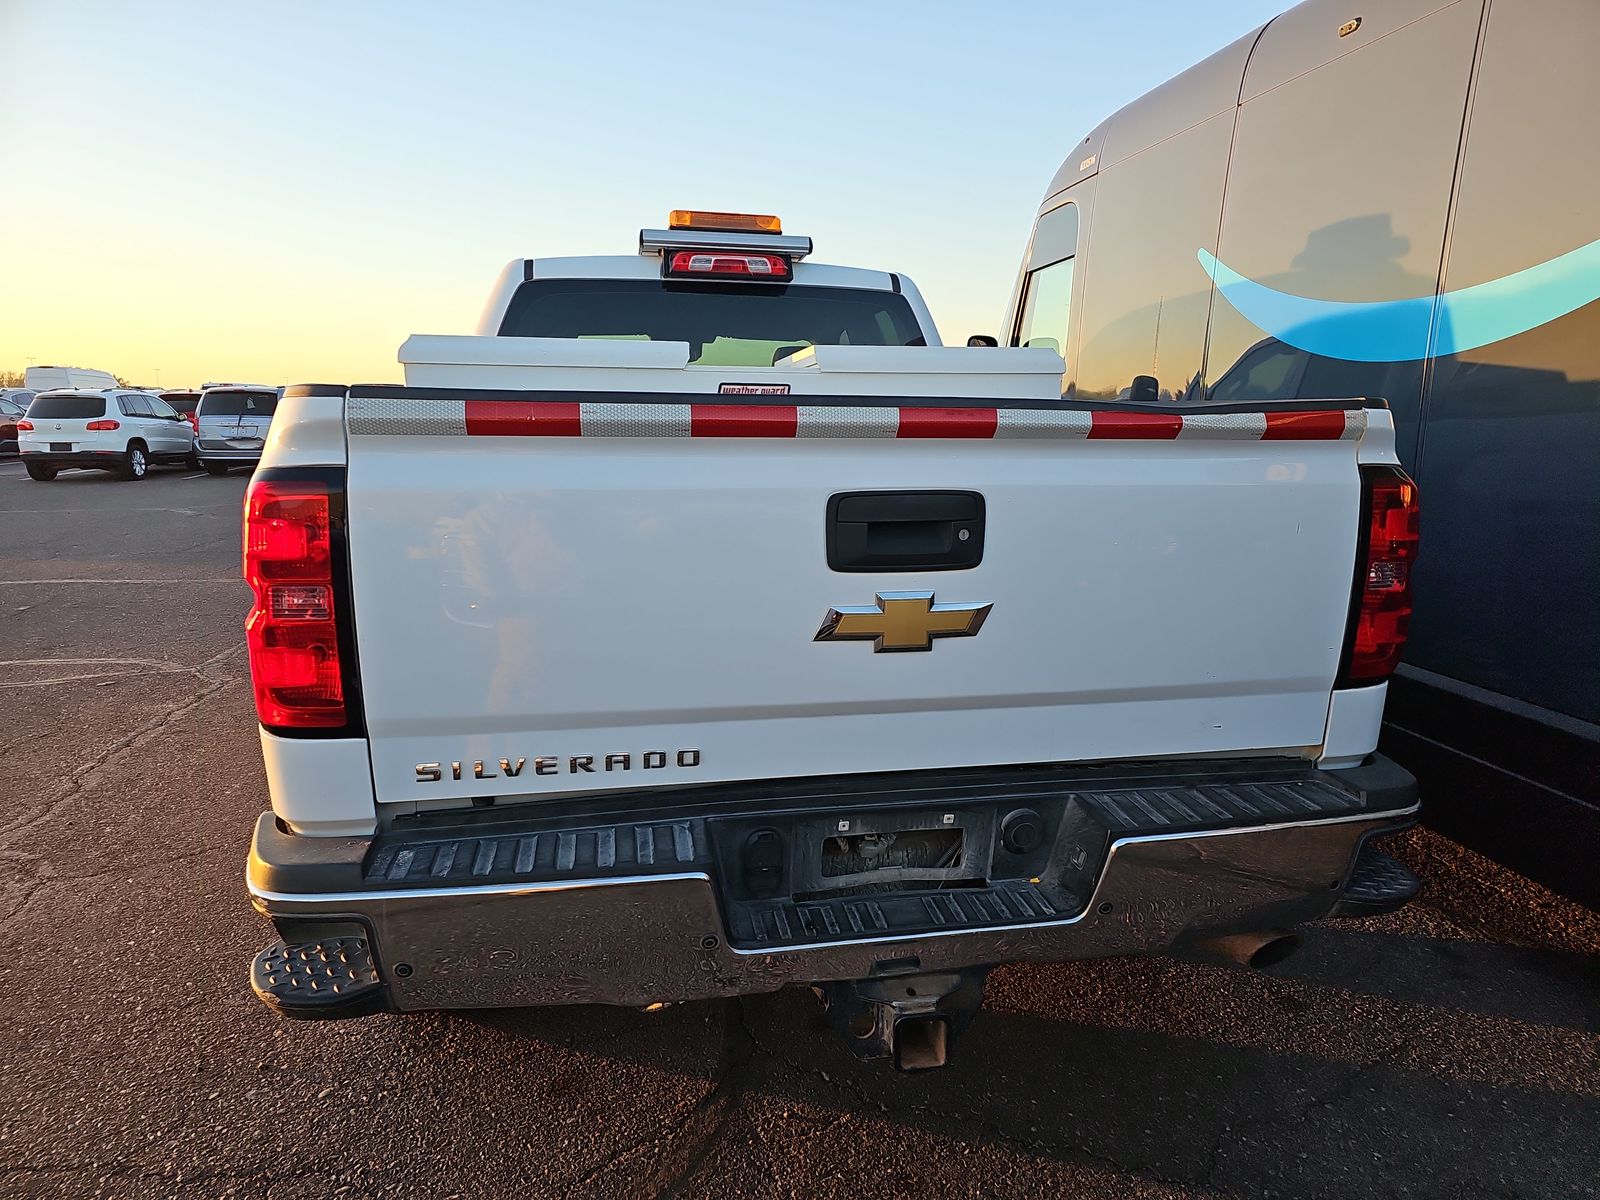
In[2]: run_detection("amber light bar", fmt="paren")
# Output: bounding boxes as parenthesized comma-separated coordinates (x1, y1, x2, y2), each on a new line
(668, 209, 782, 233)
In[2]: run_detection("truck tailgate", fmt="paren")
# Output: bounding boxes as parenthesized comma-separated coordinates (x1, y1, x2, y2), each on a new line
(343, 393, 1368, 807)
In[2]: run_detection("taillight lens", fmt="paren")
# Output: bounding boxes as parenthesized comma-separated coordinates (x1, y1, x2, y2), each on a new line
(243, 477, 347, 728)
(86, 419, 120, 431)
(665, 251, 792, 280)
(16, 419, 32, 432)
(186, 412, 199, 432)
(1341, 466, 1420, 685)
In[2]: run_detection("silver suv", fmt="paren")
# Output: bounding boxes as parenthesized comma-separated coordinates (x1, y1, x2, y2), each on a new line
(195, 385, 280, 476)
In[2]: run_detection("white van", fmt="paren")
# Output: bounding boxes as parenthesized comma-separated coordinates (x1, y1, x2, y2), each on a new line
(23, 365, 120, 392)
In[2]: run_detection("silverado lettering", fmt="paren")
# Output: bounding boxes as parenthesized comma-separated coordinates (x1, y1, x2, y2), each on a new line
(415, 749, 702, 783)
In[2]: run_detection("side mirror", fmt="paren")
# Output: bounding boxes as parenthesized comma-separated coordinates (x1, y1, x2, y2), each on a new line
(967, 334, 999, 348)
(1129, 374, 1160, 403)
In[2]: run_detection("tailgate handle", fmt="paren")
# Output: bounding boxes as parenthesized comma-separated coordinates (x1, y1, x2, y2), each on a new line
(827, 490, 985, 572)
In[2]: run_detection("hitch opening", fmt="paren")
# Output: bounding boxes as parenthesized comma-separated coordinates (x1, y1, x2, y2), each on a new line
(820, 968, 987, 1071)
(893, 1014, 951, 1072)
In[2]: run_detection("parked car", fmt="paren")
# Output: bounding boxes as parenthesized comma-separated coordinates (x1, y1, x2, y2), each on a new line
(0, 391, 32, 454)
(18, 389, 195, 481)
(194, 385, 279, 475)
(160, 390, 202, 436)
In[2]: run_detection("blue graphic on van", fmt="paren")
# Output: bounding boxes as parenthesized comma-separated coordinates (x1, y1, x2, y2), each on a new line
(1198, 238, 1600, 362)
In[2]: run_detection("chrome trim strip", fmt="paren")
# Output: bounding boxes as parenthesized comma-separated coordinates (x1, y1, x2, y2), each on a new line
(1103, 803, 1417, 848)
(246, 869, 710, 906)
(637, 228, 814, 258)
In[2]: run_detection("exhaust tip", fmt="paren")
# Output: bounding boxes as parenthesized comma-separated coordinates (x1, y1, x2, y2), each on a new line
(1247, 931, 1302, 969)
(1192, 929, 1303, 970)
(893, 1015, 950, 1072)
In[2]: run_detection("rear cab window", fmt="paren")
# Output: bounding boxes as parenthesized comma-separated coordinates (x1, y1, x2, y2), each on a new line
(28, 394, 106, 419)
(200, 391, 279, 417)
(497, 279, 926, 368)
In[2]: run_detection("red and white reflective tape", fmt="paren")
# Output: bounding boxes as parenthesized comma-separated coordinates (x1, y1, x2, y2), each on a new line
(346, 397, 1367, 441)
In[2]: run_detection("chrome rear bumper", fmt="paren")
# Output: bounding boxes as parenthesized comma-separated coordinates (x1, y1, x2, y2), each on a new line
(251, 806, 1409, 1011)
(196, 447, 262, 462)
(248, 756, 1419, 1013)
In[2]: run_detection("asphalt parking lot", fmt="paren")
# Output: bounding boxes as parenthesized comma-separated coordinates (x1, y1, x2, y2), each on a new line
(1, 459, 1597, 1200)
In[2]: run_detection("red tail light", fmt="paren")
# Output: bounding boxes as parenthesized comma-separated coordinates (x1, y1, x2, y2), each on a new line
(186, 412, 199, 432)
(243, 475, 349, 729)
(665, 251, 793, 280)
(86, 419, 120, 431)
(16, 419, 32, 432)
(1340, 466, 1420, 685)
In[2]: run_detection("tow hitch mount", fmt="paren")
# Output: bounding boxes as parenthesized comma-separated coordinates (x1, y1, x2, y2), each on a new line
(821, 968, 989, 1071)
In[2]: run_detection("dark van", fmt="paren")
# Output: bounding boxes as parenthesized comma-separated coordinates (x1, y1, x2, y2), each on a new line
(1005, 0, 1599, 905)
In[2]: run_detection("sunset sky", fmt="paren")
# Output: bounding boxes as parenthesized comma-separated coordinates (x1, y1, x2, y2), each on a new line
(0, 1, 1285, 389)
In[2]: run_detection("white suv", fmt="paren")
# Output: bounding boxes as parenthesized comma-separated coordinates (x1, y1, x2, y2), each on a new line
(18, 389, 196, 481)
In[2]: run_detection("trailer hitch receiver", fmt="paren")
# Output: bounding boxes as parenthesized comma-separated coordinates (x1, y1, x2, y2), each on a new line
(820, 968, 988, 1071)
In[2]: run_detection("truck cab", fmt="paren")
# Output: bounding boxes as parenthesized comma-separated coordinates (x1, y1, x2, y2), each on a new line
(472, 209, 942, 358)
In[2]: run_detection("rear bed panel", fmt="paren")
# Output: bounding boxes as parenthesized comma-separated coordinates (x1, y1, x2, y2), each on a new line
(344, 398, 1367, 807)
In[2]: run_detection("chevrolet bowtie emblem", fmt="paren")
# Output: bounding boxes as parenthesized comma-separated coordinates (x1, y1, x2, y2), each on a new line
(814, 591, 992, 653)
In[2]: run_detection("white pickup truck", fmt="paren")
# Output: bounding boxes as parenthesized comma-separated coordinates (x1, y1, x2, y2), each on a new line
(244, 212, 1421, 1070)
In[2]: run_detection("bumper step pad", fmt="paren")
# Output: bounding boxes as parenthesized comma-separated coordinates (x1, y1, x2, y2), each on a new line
(1078, 776, 1364, 832)
(736, 880, 1058, 949)
(1330, 845, 1421, 918)
(362, 819, 704, 888)
(250, 936, 389, 1020)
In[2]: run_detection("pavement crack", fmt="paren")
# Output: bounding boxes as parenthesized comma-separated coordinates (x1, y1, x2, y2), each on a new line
(554, 997, 760, 1199)
(0, 641, 245, 848)
(0, 839, 233, 925)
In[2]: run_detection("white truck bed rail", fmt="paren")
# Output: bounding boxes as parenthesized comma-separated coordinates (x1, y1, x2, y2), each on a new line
(398, 335, 1068, 399)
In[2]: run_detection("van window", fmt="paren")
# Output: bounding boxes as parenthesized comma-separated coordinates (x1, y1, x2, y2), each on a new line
(1013, 203, 1077, 359)
(27, 394, 106, 419)
(1016, 260, 1075, 356)
(201, 391, 279, 417)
